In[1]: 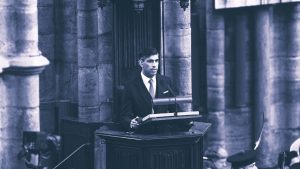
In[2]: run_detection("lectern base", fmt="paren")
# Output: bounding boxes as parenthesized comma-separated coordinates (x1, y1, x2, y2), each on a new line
(96, 122, 210, 169)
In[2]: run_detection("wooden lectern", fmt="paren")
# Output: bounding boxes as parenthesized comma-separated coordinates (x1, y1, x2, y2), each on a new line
(96, 122, 210, 169)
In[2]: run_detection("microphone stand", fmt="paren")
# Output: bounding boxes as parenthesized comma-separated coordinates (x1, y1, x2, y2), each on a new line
(174, 95, 177, 116)
(167, 85, 177, 116)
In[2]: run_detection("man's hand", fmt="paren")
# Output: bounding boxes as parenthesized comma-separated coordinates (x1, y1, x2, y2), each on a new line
(130, 116, 141, 129)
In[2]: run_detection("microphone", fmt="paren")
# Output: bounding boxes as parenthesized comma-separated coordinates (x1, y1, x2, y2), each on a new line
(167, 84, 178, 116)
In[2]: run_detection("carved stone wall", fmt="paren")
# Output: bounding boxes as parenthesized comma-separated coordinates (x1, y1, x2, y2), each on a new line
(163, 0, 192, 111)
(0, 0, 49, 168)
(198, 1, 300, 168)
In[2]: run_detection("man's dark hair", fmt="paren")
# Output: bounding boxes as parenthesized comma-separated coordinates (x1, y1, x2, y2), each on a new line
(138, 47, 158, 60)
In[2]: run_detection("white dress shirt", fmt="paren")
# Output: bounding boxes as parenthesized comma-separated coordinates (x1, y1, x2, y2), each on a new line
(141, 72, 156, 98)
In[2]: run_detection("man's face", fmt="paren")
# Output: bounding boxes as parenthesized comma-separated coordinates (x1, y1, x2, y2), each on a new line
(139, 54, 159, 78)
(213, 158, 227, 169)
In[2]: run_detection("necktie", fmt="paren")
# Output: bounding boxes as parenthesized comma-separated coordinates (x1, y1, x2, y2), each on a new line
(149, 79, 155, 114)
(149, 79, 155, 98)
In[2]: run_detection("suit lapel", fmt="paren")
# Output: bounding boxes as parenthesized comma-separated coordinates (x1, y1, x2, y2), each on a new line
(154, 75, 170, 113)
(135, 75, 153, 105)
(135, 74, 169, 114)
(156, 75, 167, 98)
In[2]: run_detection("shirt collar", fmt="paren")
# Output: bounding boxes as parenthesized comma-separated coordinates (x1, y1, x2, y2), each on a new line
(141, 71, 156, 84)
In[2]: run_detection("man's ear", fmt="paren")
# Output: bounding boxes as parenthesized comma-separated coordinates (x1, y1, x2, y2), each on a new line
(138, 59, 143, 68)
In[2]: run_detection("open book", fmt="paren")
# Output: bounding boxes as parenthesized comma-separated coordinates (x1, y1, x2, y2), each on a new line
(142, 111, 199, 122)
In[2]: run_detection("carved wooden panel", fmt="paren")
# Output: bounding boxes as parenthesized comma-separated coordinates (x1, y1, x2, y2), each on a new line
(107, 145, 143, 169)
(104, 139, 202, 169)
(106, 143, 198, 169)
(148, 147, 190, 169)
(113, 0, 160, 85)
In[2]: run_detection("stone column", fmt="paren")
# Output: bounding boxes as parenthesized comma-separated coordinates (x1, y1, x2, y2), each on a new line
(253, 7, 274, 168)
(205, 0, 227, 158)
(97, 5, 114, 122)
(0, 0, 49, 168)
(163, 0, 192, 111)
(77, 0, 99, 120)
(95, 4, 114, 169)
(191, 0, 207, 112)
(0, 0, 11, 73)
(55, 0, 78, 108)
(233, 14, 251, 108)
(38, 0, 57, 133)
(285, 4, 300, 144)
(225, 13, 253, 154)
(0, 1, 14, 166)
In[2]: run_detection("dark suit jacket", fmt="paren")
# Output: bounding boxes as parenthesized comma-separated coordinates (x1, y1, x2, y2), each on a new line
(290, 163, 300, 169)
(119, 73, 182, 131)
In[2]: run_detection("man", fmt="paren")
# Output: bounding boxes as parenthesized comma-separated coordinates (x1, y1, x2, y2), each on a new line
(289, 138, 300, 169)
(203, 146, 228, 169)
(119, 47, 188, 132)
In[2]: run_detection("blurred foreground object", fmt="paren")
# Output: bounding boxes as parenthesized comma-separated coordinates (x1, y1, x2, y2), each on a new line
(18, 131, 61, 169)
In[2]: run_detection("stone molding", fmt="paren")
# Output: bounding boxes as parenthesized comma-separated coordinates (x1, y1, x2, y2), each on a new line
(0, 57, 10, 73)
(0, 53, 49, 75)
